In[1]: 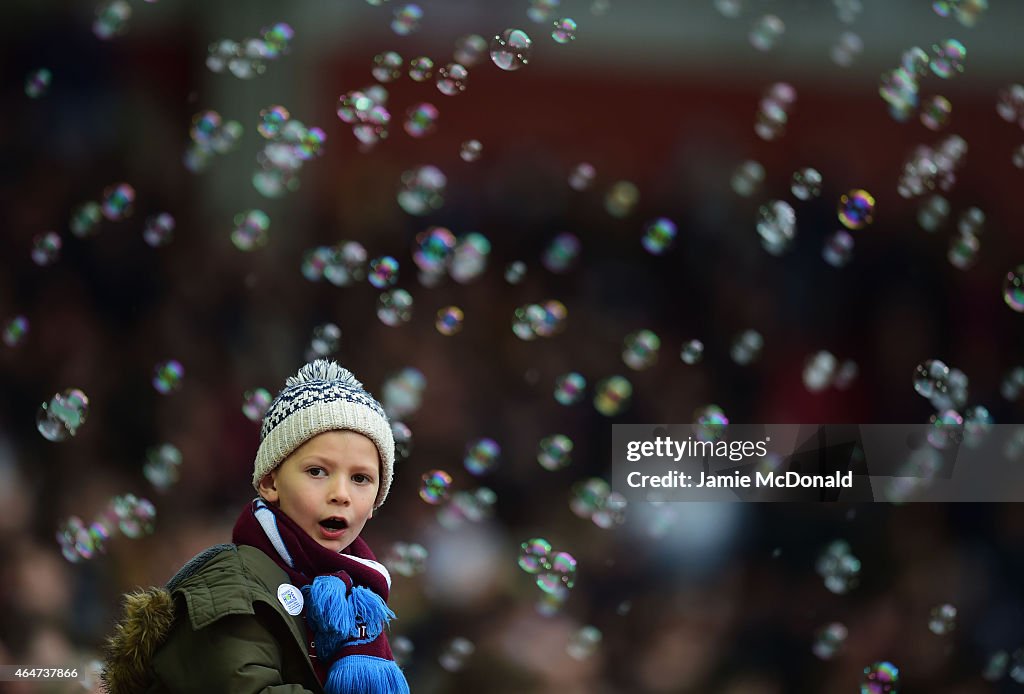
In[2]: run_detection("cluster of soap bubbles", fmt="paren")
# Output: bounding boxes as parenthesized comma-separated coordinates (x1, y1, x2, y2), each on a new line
(880, 42, 966, 122)
(419, 469, 453, 504)
(143, 443, 182, 492)
(184, 110, 243, 173)
(438, 637, 475, 673)
(306, 323, 341, 361)
(831, 32, 863, 67)
(31, 231, 61, 267)
(242, 388, 273, 422)
(37, 388, 89, 441)
(437, 487, 497, 530)
(861, 661, 900, 693)
(731, 160, 765, 198)
(623, 330, 661, 370)
(254, 108, 326, 198)
(749, 15, 785, 52)
(757, 200, 797, 254)
(816, 540, 861, 594)
(569, 478, 626, 529)
(93, 0, 131, 40)
(512, 300, 568, 340)
(542, 232, 581, 273)
(411, 228, 491, 286)
(897, 135, 967, 199)
(152, 359, 184, 394)
(383, 542, 428, 577)
(812, 622, 848, 660)
(3, 316, 29, 348)
(206, 22, 294, 79)
(933, 0, 988, 26)
(382, 367, 426, 420)
(302, 241, 368, 286)
(730, 329, 764, 365)
(25, 68, 52, 98)
(338, 86, 392, 148)
(567, 626, 602, 660)
(56, 494, 156, 562)
(803, 351, 858, 393)
(914, 359, 968, 411)
(594, 375, 633, 416)
(398, 164, 447, 215)
(518, 538, 578, 612)
(231, 209, 270, 251)
(604, 180, 640, 218)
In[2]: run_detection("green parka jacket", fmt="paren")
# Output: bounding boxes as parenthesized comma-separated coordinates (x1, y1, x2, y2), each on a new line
(102, 543, 326, 693)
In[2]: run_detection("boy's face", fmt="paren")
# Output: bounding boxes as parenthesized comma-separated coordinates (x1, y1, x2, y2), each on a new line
(258, 430, 380, 553)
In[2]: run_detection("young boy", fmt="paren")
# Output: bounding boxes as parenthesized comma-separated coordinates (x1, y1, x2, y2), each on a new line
(102, 360, 410, 693)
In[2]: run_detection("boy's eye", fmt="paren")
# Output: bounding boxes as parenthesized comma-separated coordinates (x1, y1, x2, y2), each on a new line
(308, 467, 326, 477)
(353, 473, 373, 484)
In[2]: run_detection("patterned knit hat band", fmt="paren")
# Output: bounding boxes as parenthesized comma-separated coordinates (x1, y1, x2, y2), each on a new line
(252, 360, 395, 510)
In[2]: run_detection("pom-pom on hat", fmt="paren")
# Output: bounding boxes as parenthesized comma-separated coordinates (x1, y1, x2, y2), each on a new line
(252, 359, 395, 509)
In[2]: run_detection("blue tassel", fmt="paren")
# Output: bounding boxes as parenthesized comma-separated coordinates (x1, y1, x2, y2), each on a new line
(348, 586, 396, 642)
(325, 655, 410, 694)
(303, 576, 356, 656)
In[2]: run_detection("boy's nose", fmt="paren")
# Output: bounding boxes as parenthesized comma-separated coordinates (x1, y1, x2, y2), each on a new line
(329, 481, 352, 505)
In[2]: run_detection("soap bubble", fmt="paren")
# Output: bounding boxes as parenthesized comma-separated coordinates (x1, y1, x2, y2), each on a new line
(791, 168, 823, 200)
(1001, 367, 1024, 401)
(731, 160, 765, 197)
(93, 0, 131, 40)
(714, 0, 741, 18)
(70, 202, 103, 238)
(605, 180, 639, 217)
(490, 29, 532, 71)
(464, 438, 500, 475)
(257, 105, 289, 139)
(101, 183, 135, 221)
(459, 139, 482, 162)
(982, 651, 1009, 682)
(31, 232, 61, 266)
(831, 32, 863, 67)
(438, 637, 475, 673)
(408, 56, 434, 81)
(419, 469, 452, 504)
(537, 551, 577, 593)
(623, 330, 660, 370)
(37, 389, 90, 442)
(308, 323, 341, 359)
(505, 261, 527, 284)
(436, 63, 469, 96)
(538, 434, 574, 470)
(694, 404, 729, 442)
(641, 218, 676, 255)
(372, 51, 403, 83)
(384, 542, 429, 577)
(435, 306, 464, 335)
(25, 68, 52, 98)
(948, 232, 980, 270)
(449, 232, 491, 284)
(142, 213, 175, 248)
(518, 537, 553, 573)
(542, 232, 581, 273)
(231, 210, 270, 251)
(928, 409, 964, 450)
(153, 360, 185, 394)
(404, 102, 439, 137)
(804, 351, 838, 393)
(928, 603, 957, 635)
(568, 162, 596, 191)
(378, 289, 414, 327)
(382, 367, 426, 420)
(454, 34, 488, 66)
(757, 200, 796, 254)
(3, 316, 29, 348)
(391, 4, 423, 36)
(812, 622, 848, 660)
(554, 372, 586, 405)
(823, 230, 855, 267)
(749, 14, 784, 51)
(368, 256, 400, 288)
(398, 165, 446, 215)
(111, 494, 157, 539)
(552, 18, 577, 43)
(242, 388, 272, 422)
(1003, 265, 1024, 312)
(996, 84, 1024, 126)
(837, 189, 876, 229)
(921, 95, 953, 130)
(861, 661, 899, 693)
(143, 443, 182, 492)
(594, 376, 632, 416)
(527, 0, 560, 23)
(567, 626, 601, 660)
(816, 540, 861, 595)
(918, 195, 950, 232)
(730, 329, 764, 365)
(929, 39, 966, 79)
(680, 339, 704, 365)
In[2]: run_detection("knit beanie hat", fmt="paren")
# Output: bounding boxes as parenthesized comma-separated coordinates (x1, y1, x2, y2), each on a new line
(252, 359, 395, 509)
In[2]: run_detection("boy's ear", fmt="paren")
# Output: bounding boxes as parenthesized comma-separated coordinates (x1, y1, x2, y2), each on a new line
(257, 471, 280, 503)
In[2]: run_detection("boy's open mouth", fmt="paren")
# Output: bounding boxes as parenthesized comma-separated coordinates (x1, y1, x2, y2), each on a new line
(320, 517, 348, 530)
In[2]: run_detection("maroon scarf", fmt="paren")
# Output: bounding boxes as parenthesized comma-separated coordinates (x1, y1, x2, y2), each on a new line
(232, 499, 406, 692)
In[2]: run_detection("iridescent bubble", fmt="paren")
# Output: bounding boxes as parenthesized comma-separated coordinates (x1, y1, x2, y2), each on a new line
(914, 358, 950, 400)
(564, 164, 596, 193)
(419, 469, 452, 504)
(412, 226, 455, 274)
(714, 0, 742, 18)
(391, 4, 423, 36)
(436, 63, 469, 96)
(816, 539, 861, 594)
(823, 230, 855, 268)
(834, 360, 857, 390)
(368, 256, 400, 288)
(813, 622, 848, 660)
(325, 242, 368, 287)
(838, 189, 876, 230)
(392, 421, 413, 461)
(730, 329, 764, 365)
(569, 477, 609, 519)
(538, 434, 574, 470)
(398, 164, 446, 215)
(930, 39, 966, 79)
(490, 29, 532, 71)
(112, 494, 157, 539)
(757, 200, 796, 254)
(835, 0, 862, 23)
(831, 32, 863, 67)
(261, 22, 294, 59)
(948, 232, 980, 270)
(93, 0, 131, 40)
(542, 232, 581, 273)
(57, 516, 91, 562)
(920, 95, 953, 131)
(382, 367, 427, 420)
(791, 168, 823, 200)
(25, 68, 52, 98)
(951, 0, 988, 27)
(518, 537, 553, 573)
(1001, 366, 1024, 401)
(605, 180, 639, 218)
(378, 289, 414, 327)
(464, 438, 500, 475)
(680, 339, 704, 365)
(902, 46, 931, 77)
(37, 388, 89, 442)
(642, 217, 676, 255)
(101, 183, 135, 221)
(918, 195, 950, 232)
(926, 603, 958, 635)
(372, 51, 403, 83)
(143, 443, 182, 492)
(459, 139, 482, 162)
(1003, 265, 1024, 312)
(231, 209, 270, 251)
(552, 18, 577, 43)
(537, 551, 577, 593)
(996, 84, 1024, 127)
(142, 213, 175, 248)
(933, 1, 954, 17)
(527, 0, 560, 24)
(3, 316, 29, 348)
(30, 231, 61, 266)
(228, 38, 270, 80)
(70, 202, 103, 238)
(449, 232, 491, 284)
(404, 102, 439, 138)
(307, 323, 341, 360)
(567, 626, 601, 660)
(591, 491, 626, 529)
(554, 372, 586, 405)
(804, 351, 838, 393)
(594, 376, 632, 416)
(435, 306, 464, 335)
(962, 405, 994, 448)
(257, 105, 290, 139)
(408, 56, 434, 81)
(623, 330, 660, 370)
(983, 651, 1009, 682)
(755, 98, 789, 141)
(454, 34, 488, 66)
(438, 637, 475, 673)
(731, 160, 765, 197)
(153, 360, 184, 394)
(384, 542, 429, 577)
(505, 261, 527, 284)
(1014, 649, 1024, 684)
(694, 404, 729, 442)
(861, 661, 899, 693)
(242, 388, 272, 422)
(749, 15, 785, 51)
